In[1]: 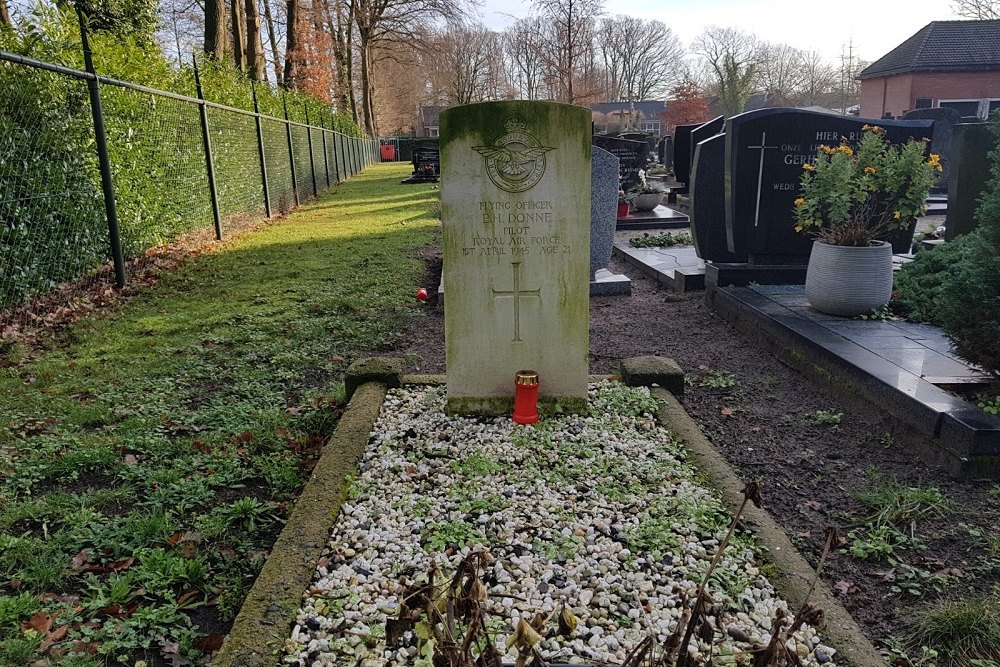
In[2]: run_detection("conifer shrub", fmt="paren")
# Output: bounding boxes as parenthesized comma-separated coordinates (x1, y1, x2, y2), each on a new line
(936, 114, 1000, 375)
(892, 232, 978, 324)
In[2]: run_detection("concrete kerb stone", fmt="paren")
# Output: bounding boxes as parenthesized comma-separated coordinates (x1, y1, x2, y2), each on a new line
(213, 380, 388, 667)
(619, 355, 685, 397)
(650, 387, 884, 667)
(344, 357, 403, 401)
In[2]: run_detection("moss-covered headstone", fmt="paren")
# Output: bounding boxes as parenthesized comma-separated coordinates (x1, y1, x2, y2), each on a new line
(441, 101, 591, 415)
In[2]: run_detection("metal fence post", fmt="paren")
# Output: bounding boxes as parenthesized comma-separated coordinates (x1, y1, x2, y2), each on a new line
(76, 10, 126, 288)
(333, 131, 341, 183)
(252, 83, 272, 218)
(193, 59, 222, 240)
(319, 110, 331, 189)
(304, 105, 318, 198)
(283, 95, 299, 207)
(338, 132, 346, 181)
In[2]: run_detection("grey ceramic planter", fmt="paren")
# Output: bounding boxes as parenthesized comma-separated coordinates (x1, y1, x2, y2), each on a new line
(632, 192, 662, 211)
(804, 240, 893, 316)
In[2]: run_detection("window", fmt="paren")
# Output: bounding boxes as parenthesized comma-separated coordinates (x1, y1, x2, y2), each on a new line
(643, 121, 661, 134)
(914, 98, 933, 109)
(939, 99, 982, 117)
(990, 100, 1000, 116)
(428, 126, 439, 138)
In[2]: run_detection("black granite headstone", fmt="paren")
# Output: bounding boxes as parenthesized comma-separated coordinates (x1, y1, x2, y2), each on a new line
(672, 124, 698, 192)
(622, 132, 658, 158)
(691, 133, 746, 263)
(724, 108, 934, 264)
(690, 116, 725, 171)
(903, 107, 962, 193)
(657, 136, 674, 169)
(593, 135, 648, 190)
(946, 122, 992, 241)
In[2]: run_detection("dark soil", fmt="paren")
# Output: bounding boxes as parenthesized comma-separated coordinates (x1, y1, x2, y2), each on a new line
(396, 246, 1000, 662)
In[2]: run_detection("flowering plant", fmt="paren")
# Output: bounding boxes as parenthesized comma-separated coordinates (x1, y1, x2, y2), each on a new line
(792, 126, 941, 247)
(626, 169, 667, 200)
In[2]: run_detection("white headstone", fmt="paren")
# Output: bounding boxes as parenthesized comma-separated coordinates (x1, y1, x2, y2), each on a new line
(441, 101, 591, 414)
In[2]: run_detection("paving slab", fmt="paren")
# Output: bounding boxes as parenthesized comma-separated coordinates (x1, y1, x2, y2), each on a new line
(706, 284, 1000, 478)
(616, 204, 689, 229)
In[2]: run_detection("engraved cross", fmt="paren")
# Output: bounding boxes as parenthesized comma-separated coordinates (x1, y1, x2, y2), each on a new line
(748, 131, 779, 227)
(491, 261, 540, 342)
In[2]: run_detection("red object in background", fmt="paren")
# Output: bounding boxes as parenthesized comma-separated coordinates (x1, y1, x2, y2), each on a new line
(513, 370, 539, 425)
(380, 144, 396, 161)
(617, 201, 630, 218)
(416, 288, 429, 302)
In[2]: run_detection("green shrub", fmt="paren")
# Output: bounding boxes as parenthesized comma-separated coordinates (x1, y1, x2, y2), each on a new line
(1, 3, 362, 309)
(937, 114, 1000, 375)
(892, 231, 979, 324)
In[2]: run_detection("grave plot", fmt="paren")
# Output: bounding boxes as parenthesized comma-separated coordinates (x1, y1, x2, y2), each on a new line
(283, 382, 835, 667)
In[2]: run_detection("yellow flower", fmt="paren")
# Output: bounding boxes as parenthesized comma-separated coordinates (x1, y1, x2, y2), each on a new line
(794, 225, 804, 233)
(838, 145, 854, 156)
(893, 210, 901, 220)
(864, 166, 876, 174)
(928, 153, 943, 171)
(819, 145, 836, 155)
(794, 197, 806, 207)
(862, 124, 871, 130)
(802, 163, 816, 171)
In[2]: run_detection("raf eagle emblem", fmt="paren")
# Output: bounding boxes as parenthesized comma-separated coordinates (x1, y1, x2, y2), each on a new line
(473, 117, 555, 193)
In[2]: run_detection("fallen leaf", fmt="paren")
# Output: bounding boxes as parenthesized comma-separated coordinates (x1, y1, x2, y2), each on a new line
(833, 580, 859, 596)
(802, 500, 824, 511)
(71, 550, 89, 570)
(720, 407, 733, 416)
(123, 454, 138, 466)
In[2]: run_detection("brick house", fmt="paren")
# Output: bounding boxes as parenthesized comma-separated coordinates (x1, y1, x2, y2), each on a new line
(859, 20, 1000, 120)
(417, 105, 444, 137)
(592, 101, 667, 135)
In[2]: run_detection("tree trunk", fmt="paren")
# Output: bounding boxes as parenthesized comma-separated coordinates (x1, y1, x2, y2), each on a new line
(261, 0, 281, 86)
(321, 0, 352, 116)
(231, 0, 246, 70)
(245, 0, 265, 80)
(0, 0, 12, 27)
(358, 36, 376, 134)
(283, 0, 299, 89)
(205, 0, 227, 61)
(346, 4, 359, 126)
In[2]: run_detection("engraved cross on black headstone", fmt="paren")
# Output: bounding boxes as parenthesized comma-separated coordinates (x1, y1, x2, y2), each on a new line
(748, 131, 779, 227)
(491, 261, 540, 342)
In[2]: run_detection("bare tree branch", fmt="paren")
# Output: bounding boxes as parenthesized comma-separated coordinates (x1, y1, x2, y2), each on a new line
(951, 0, 1000, 18)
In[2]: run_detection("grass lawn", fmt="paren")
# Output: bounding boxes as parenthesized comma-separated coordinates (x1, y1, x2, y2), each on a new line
(0, 163, 438, 666)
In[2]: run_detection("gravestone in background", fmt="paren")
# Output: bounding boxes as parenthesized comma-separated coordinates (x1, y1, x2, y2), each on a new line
(691, 133, 746, 263)
(592, 135, 647, 189)
(621, 132, 658, 159)
(590, 147, 631, 295)
(724, 108, 933, 264)
(658, 136, 674, 169)
(672, 123, 698, 192)
(689, 116, 725, 173)
(590, 146, 619, 279)
(946, 122, 992, 241)
(441, 101, 590, 414)
(903, 107, 962, 192)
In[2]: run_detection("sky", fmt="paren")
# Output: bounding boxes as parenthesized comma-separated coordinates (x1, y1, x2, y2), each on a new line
(475, 0, 965, 64)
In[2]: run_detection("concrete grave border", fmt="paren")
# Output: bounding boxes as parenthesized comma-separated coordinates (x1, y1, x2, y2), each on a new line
(215, 358, 881, 667)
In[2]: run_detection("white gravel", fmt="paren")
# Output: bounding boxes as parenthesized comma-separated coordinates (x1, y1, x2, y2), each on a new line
(283, 382, 836, 666)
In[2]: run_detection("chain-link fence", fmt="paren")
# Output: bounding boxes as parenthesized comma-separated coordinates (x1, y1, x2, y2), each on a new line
(0, 49, 379, 334)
